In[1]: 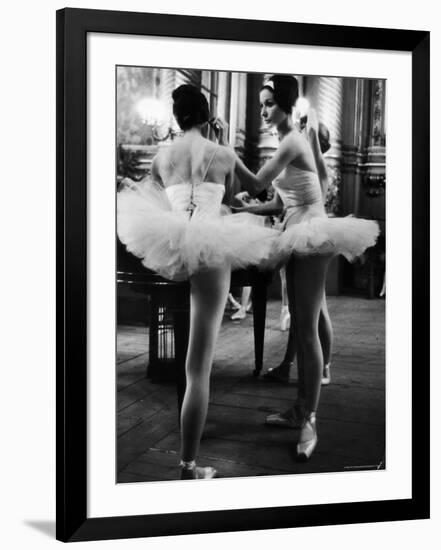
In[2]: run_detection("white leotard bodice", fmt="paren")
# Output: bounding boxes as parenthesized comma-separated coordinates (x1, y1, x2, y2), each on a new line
(273, 164, 323, 208)
(165, 182, 225, 215)
(164, 144, 225, 216)
(273, 164, 326, 226)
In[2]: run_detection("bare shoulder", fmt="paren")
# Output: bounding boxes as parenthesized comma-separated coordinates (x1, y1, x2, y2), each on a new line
(216, 144, 236, 168)
(151, 149, 172, 181)
(152, 148, 166, 168)
(155, 146, 176, 170)
(281, 130, 308, 152)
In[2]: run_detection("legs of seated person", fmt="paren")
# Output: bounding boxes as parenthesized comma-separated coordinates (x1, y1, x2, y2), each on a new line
(179, 265, 230, 477)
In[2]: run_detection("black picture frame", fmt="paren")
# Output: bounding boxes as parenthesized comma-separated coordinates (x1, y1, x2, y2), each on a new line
(56, 7, 430, 542)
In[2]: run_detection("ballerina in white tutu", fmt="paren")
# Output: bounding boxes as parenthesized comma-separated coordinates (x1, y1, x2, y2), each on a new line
(264, 122, 334, 385)
(117, 85, 279, 479)
(214, 74, 379, 461)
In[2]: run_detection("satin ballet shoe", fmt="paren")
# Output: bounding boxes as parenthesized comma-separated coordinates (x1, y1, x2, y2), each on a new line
(296, 412, 318, 461)
(231, 307, 246, 320)
(265, 402, 305, 429)
(321, 363, 331, 386)
(179, 460, 217, 480)
(280, 306, 291, 331)
(262, 363, 292, 384)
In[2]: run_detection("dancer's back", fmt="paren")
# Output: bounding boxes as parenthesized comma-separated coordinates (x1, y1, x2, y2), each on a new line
(153, 134, 235, 189)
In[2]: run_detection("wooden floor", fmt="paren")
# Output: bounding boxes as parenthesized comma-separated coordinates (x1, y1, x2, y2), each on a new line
(117, 296, 385, 482)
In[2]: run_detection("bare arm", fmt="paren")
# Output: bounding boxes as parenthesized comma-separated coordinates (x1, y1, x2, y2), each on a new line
(233, 193, 284, 216)
(150, 155, 165, 187)
(233, 135, 305, 197)
(223, 161, 236, 206)
(214, 117, 301, 198)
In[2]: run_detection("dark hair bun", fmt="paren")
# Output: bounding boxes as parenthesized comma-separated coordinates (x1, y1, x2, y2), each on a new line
(318, 122, 331, 153)
(262, 74, 299, 114)
(172, 84, 209, 131)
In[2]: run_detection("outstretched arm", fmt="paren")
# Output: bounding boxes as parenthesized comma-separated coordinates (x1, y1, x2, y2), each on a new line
(233, 193, 284, 216)
(223, 162, 236, 206)
(214, 117, 300, 198)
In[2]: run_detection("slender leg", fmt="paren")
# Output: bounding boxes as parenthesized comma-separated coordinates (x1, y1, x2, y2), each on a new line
(180, 266, 230, 462)
(174, 286, 190, 419)
(319, 294, 333, 367)
(292, 255, 330, 413)
(231, 286, 252, 320)
(263, 263, 295, 382)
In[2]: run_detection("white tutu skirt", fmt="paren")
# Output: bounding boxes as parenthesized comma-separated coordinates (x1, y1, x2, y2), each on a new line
(278, 203, 380, 262)
(117, 180, 280, 281)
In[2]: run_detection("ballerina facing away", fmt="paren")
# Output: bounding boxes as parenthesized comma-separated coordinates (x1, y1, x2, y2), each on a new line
(117, 85, 279, 479)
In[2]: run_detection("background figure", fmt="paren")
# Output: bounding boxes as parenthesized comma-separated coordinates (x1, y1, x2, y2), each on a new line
(279, 266, 290, 331)
(230, 286, 252, 320)
(226, 292, 241, 310)
(117, 84, 279, 479)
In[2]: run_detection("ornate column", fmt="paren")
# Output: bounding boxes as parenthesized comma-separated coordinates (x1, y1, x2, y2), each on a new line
(352, 79, 386, 221)
(362, 79, 386, 220)
(230, 71, 248, 158)
(339, 77, 386, 296)
(340, 77, 365, 216)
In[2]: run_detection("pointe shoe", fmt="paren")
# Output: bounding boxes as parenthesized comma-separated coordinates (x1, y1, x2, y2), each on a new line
(262, 363, 292, 384)
(231, 306, 246, 320)
(180, 460, 217, 480)
(296, 412, 318, 461)
(321, 363, 331, 386)
(265, 402, 304, 429)
(280, 306, 291, 331)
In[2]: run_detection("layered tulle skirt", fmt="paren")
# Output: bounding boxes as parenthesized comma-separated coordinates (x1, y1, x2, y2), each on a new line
(277, 202, 380, 262)
(117, 180, 280, 281)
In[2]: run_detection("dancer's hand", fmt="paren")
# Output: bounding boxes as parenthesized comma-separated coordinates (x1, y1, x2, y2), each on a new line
(234, 191, 252, 206)
(230, 205, 247, 213)
(211, 116, 229, 145)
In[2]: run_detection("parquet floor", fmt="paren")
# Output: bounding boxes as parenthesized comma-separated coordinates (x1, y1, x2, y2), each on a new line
(117, 296, 385, 482)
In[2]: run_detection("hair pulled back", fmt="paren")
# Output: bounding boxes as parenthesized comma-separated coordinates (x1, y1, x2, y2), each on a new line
(172, 84, 210, 131)
(261, 74, 299, 114)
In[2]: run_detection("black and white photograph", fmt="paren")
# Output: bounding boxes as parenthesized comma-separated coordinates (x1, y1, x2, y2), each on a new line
(116, 66, 386, 482)
(1, 0, 436, 547)
(51, 6, 430, 544)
